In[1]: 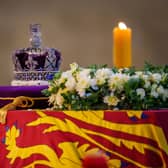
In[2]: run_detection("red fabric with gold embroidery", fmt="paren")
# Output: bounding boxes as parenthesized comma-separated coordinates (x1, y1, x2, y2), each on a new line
(0, 110, 168, 168)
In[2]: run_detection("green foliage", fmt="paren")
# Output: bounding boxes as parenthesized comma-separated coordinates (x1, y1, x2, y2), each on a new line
(43, 63, 168, 110)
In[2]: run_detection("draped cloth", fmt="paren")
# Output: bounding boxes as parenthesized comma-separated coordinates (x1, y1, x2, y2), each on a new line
(0, 86, 48, 124)
(0, 110, 168, 168)
(0, 86, 48, 109)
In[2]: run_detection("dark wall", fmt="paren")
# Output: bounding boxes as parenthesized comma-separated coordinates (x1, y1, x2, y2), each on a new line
(0, 0, 168, 85)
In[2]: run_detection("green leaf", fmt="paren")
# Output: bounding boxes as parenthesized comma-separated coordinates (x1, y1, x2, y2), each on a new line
(54, 71, 62, 79)
(41, 89, 50, 96)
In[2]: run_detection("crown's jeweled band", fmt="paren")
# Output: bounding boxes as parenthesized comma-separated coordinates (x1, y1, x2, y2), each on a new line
(13, 71, 57, 81)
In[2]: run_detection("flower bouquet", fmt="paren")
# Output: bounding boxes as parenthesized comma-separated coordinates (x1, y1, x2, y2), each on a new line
(43, 63, 168, 110)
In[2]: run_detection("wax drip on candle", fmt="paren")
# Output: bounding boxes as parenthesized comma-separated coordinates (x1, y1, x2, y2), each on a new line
(118, 22, 127, 30)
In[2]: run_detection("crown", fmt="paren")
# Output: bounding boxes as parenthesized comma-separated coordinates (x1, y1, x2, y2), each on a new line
(12, 24, 61, 82)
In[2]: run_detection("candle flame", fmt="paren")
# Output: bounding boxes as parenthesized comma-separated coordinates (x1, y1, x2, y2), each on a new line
(118, 22, 127, 30)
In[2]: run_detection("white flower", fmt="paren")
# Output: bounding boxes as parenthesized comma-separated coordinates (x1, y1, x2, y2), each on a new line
(77, 88, 86, 97)
(49, 91, 64, 108)
(151, 84, 159, 98)
(95, 68, 112, 85)
(144, 80, 151, 88)
(136, 88, 145, 99)
(76, 76, 91, 97)
(59, 70, 73, 84)
(151, 83, 158, 90)
(151, 90, 159, 98)
(75, 68, 97, 97)
(142, 74, 151, 88)
(151, 73, 162, 83)
(55, 89, 66, 107)
(162, 89, 168, 101)
(76, 68, 91, 81)
(76, 76, 90, 89)
(103, 93, 119, 106)
(49, 93, 57, 104)
(131, 74, 139, 79)
(156, 85, 168, 101)
(65, 76, 76, 90)
(157, 85, 165, 95)
(108, 73, 129, 92)
(90, 78, 97, 88)
(135, 71, 143, 76)
(70, 62, 79, 72)
(142, 74, 149, 80)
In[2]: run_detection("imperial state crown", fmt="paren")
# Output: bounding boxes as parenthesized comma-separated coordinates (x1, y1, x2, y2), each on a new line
(11, 24, 61, 85)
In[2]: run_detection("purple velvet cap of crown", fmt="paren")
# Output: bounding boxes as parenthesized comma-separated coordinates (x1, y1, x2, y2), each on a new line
(13, 48, 61, 71)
